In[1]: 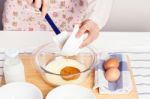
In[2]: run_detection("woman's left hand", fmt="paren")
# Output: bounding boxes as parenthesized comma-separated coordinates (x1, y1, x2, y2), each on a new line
(76, 19, 100, 48)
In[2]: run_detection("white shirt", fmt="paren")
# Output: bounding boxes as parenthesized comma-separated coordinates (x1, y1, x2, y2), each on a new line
(89, 0, 113, 30)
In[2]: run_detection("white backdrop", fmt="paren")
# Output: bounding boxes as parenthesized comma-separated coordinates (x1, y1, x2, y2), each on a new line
(103, 0, 150, 32)
(0, 0, 150, 31)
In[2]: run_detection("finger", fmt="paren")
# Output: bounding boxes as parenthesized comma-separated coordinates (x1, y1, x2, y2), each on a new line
(76, 24, 90, 38)
(80, 31, 98, 48)
(26, 0, 34, 5)
(34, 0, 42, 9)
(80, 35, 93, 48)
(41, 0, 48, 17)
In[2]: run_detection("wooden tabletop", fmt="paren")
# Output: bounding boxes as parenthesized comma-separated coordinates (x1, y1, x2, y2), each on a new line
(11, 54, 138, 99)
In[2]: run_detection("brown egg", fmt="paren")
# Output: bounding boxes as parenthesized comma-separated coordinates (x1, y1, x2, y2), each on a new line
(104, 58, 120, 70)
(105, 68, 120, 82)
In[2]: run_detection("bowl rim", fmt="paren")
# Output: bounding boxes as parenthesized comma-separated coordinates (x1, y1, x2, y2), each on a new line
(0, 82, 43, 99)
(34, 43, 97, 76)
(46, 84, 96, 99)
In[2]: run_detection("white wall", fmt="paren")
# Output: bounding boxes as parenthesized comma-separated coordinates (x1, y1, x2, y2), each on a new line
(103, 0, 150, 32)
(0, 0, 150, 31)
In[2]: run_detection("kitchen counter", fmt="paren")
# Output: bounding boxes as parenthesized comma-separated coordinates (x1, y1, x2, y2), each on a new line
(0, 54, 139, 99)
(0, 31, 150, 99)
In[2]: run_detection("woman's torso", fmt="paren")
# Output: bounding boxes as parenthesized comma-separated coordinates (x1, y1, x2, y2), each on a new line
(3, 0, 91, 31)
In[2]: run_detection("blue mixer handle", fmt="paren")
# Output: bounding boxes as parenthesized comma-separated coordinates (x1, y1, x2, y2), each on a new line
(39, 7, 61, 35)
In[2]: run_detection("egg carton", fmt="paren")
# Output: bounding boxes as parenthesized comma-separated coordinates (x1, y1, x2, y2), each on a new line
(94, 53, 133, 94)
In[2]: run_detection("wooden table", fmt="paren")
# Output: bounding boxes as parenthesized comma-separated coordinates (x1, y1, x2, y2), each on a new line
(1, 32, 150, 99)
(11, 54, 137, 99)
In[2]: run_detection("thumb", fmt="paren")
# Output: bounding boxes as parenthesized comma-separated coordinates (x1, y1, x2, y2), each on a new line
(76, 24, 88, 38)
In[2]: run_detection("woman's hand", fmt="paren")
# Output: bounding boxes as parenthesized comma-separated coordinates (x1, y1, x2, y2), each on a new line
(76, 19, 100, 48)
(26, 0, 49, 17)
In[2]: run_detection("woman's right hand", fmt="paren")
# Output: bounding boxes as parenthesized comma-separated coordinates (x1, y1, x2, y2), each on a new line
(26, 0, 49, 17)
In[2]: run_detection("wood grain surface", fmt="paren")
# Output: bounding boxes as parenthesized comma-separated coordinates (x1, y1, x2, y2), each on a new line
(19, 54, 139, 99)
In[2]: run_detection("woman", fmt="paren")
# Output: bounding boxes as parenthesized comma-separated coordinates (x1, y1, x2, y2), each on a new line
(2, 0, 113, 47)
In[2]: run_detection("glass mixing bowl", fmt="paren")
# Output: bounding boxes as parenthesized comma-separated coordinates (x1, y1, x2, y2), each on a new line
(33, 42, 97, 86)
